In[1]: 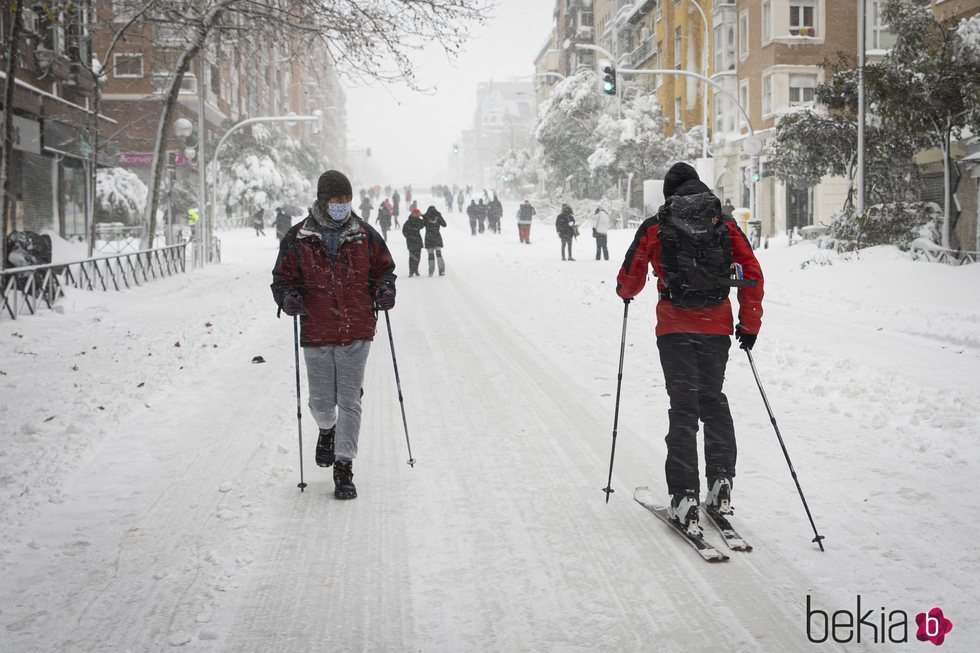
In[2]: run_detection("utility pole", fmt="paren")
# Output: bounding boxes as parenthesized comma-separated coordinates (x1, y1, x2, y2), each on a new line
(197, 55, 209, 263)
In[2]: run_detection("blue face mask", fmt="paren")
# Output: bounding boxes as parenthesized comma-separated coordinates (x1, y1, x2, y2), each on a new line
(327, 201, 351, 222)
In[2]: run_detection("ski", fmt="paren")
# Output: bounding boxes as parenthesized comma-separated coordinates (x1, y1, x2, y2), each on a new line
(634, 487, 729, 563)
(701, 506, 753, 552)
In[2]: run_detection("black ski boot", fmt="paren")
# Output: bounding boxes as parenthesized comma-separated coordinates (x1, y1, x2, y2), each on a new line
(668, 490, 701, 536)
(315, 427, 335, 467)
(333, 460, 357, 500)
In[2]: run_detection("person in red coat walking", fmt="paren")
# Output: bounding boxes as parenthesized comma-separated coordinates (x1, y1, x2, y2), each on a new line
(271, 170, 396, 500)
(616, 162, 764, 534)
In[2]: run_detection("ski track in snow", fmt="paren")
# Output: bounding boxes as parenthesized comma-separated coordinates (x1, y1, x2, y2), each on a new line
(1, 196, 978, 652)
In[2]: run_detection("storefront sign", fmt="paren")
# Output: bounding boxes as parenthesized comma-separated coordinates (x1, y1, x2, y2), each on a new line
(0, 111, 42, 155)
(119, 152, 187, 166)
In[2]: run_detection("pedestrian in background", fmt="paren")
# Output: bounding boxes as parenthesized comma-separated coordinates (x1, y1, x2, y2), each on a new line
(556, 203, 577, 261)
(593, 207, 610, 261)
(423, 205, 447, 277)
(402, 207, 425, 277)
(517, 200, 535, 244)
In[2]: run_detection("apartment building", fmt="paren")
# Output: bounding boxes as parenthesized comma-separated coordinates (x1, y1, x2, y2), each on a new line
(1, 0, 107, 239)
(92, 2, 346, 221)
(460, 80, 536, 190)
(533, 29, 561, 106)
(555, 0, 597, 76)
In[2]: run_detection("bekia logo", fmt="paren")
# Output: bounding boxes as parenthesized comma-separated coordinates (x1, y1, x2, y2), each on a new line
(916, 608, 954, 646)
(806, 595, 954, 646)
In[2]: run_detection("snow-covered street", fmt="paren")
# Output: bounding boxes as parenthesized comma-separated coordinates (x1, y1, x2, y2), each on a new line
(2, 198, 980, 652)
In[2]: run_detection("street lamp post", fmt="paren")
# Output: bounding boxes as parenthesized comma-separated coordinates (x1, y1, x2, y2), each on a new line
(686, 0, 711, 160)
(210, 112, 323, 241)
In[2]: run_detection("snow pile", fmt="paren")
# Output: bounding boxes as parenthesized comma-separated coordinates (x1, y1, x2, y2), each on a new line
(956, 14, 980, 64)
(95, 167, 147, 225)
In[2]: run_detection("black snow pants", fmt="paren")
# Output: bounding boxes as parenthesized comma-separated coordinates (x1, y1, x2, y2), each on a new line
(657, 333, 736, 496)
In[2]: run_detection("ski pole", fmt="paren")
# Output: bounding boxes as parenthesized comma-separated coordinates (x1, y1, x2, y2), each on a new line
(745, 349, 825, 551)
(293, 316, 308, 492)
(602, 299, 631, 503)
(384, 310, 416, 467)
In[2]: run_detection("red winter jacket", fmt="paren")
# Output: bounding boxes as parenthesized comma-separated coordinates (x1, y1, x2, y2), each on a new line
(616, 216, 764, 337)
(271, 214, 396, 347)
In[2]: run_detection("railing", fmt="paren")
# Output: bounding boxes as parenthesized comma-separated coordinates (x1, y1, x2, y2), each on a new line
(910, 242, 979, 266)
(1, 243, 188, 320)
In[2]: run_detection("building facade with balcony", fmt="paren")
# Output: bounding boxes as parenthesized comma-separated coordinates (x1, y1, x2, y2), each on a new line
(1, 1, 106, 241)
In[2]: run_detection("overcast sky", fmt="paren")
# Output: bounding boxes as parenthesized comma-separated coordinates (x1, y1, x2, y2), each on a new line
(344, 0, 555, 188)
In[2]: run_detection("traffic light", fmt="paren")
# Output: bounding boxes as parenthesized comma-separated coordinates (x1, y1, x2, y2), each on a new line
(751, 158, 761, 183)
(601, 60, 617, 96)
(452, 143, 459, 154)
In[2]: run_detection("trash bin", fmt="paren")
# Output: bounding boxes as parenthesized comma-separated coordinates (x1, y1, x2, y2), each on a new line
(747, 218, 762, 250)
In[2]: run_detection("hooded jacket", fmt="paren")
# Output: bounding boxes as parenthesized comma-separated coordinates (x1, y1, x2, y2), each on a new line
(423, 206, 447, 249)
(402, 211, 425, 250)
(616, 162, 764, 337)
(271, 204, 396, 347)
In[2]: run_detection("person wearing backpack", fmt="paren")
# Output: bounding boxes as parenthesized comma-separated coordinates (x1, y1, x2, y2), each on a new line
(616, 161, 764, 537)
(517, 199, 535, 244)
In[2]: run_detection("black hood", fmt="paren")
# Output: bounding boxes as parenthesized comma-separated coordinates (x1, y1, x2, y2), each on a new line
(423, 206, 441, 219)
(663, 162, 711, 198)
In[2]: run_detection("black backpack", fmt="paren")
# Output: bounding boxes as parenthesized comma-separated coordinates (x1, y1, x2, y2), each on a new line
(658, 193, 753, 309)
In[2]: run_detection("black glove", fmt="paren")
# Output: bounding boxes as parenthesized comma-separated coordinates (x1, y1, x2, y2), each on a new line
(374, 285, 395, 311)
(281, 291, 306, 316)
(734, 324, 757, 351)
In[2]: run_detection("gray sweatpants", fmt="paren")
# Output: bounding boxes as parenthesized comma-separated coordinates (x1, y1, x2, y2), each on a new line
(303, 340, 371, 461)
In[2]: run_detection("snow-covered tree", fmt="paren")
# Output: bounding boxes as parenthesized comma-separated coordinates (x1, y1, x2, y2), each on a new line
(95, 168, 148, 225)
(492, 149, 538, 197)
(533, 71, 606, 199)
(769, 61, 920, 214)
(130, 0, 493, 247)
(587, 92, 681, 203)
(215, 122, 321, 216)
(870, 0, 980, 249)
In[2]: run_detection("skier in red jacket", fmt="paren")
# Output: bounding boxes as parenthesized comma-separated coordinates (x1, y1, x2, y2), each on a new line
(272, 170, 396, 500)
(616, 162, 764, 534)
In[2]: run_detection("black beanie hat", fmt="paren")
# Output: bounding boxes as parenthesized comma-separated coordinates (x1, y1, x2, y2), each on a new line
(663, 162, 700, 198)
(317, 170, 353, 203)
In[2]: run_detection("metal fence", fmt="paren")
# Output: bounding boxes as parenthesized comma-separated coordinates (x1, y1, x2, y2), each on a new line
(1, 242, 188, 320)
(910, 244, 979, 266)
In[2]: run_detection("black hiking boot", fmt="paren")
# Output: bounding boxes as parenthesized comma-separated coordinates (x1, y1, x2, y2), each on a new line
(333, 461, 357, 500)
(315, 427, 335, 467)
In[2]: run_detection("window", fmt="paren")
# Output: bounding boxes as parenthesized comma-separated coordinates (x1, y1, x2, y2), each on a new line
(714, 95, 723, 134)
(114, 53, 143, 78)
(870, 0, 897, 50)
(789, 73, 818, 105)
(762, 1, 771, 42)
(580, 10, 594, 27)
(740, 80, 749, 124)
(111, 0, 139, 23)
(675, 97, 683, 134)
(762, 74, 772, 114)
(726, 26, 735, 70)
(674, 27, 682, 69)
(714, 26, 723, 72)
(789, 0, 817, 37)
(739, 13, 748, 58)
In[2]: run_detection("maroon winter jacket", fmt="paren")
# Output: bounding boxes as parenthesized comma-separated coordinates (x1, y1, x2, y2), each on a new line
(271, 214, 396, 347)
(617, 217, 764, 337)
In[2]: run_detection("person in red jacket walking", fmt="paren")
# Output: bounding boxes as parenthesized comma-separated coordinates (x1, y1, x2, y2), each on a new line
(616, 162, 763, 534)
(271, 170, 397, 500)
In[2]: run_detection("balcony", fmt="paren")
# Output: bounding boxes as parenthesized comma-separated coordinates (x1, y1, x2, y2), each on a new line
(630, 37, 657, 67)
